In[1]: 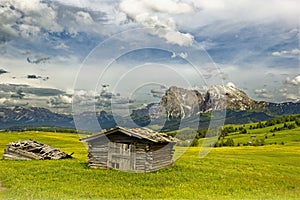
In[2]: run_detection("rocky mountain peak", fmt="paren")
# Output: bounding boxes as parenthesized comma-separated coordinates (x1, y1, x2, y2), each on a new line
(160, 86, 204, 119)
(160, 85, 268, 118)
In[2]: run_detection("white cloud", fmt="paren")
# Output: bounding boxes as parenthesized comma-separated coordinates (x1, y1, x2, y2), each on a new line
(285, 93, 300, 101)
(271, 52, 281, 57)
(181, 0, 300, 28)
(54, 43, 69, 50)
(75, 11, 93, 25)
(0, 97, 28, 107)
(0, 0, 60, 41)
(48, 95, 72, 108)
(19, 24, 41, 40)
(119, 0, 195, 46)
(291, 49, 300, 55)
(290, 76, 300, 86)
(279, 88, 287, 93)
(286, 75, 300, 86)
(171, 52, 188, 59)
(254, 88, 273, 99)
(0, 0, 111, 44)
(0, 98, 7, 104)
(272, 48, 300, 57)
(226, 82, 236, 88)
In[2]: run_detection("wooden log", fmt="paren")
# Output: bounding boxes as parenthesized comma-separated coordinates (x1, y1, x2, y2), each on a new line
(5, 149, 43, 160)
(88, 163, 108, 169)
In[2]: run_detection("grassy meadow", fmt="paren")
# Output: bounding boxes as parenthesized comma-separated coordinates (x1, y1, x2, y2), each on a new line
(218, 116, 300, 147)
(0, 128, 299, 199)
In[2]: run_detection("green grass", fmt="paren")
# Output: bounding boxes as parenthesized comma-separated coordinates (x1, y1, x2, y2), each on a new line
(0, 131, 299, 199)
(221, 124, 300, 146)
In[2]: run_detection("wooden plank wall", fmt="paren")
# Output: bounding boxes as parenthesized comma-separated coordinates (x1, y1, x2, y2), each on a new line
(134, 143, 147, 172)
(87, 140, 109, 169)
(149, 143, 175, 171)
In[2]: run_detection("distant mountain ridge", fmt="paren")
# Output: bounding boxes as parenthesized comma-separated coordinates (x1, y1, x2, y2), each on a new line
(1, 85, 300, 130)
(0, 106, 74, 129)
(131, 85, 300, 131)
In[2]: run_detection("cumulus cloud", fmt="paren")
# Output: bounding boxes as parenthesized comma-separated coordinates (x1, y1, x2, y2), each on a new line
(72, 90, 98, 107)
(254, 88, 273, 99)
(0, 97, 28, 107)
(0, 0, 107, 45)
(54, 43, 69, 50)
(75, 11, 93, 25)
(285, 93, 300, 101)
(0, 0, 62, 41)
(150, 86, 167, 98)
(272, 48, 300, 57)
(48, 95, 72, 108)
(285, 75, 300, 86)
(171, 52, 188, 59)
(226, 82, 236, 88)
(119, 0, 195, 46)
(279, 88, 287, 95)
(184, 0, 300, 27)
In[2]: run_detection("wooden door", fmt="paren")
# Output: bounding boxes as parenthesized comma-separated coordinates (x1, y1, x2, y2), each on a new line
(107, 142, 135, 171)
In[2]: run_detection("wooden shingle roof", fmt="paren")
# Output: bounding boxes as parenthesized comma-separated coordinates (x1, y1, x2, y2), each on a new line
(80, 126, 179, 143)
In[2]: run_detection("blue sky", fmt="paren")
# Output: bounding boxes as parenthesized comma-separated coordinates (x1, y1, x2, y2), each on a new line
(0, 0, 299, 113)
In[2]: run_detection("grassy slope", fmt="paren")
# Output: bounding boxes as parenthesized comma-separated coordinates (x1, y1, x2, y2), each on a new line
(0, 131, 299, 199)
(222, 124, 300, 146)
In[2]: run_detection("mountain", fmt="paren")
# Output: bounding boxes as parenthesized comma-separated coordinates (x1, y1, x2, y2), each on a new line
(131, 85, 300, 131)
(158, 85, 268, 119)
(266, 102, 300, 116)
(1, 85, 299, 131)
(160, 86, 203, 119)
(0, 106, 121, 132)
(0, 106, 74, 129)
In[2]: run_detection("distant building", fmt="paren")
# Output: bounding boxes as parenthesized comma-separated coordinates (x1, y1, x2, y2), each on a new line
(80, 126, 179, 172)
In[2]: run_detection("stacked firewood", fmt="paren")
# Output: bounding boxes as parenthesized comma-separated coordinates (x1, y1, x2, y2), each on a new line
(3, 140, 73, 160)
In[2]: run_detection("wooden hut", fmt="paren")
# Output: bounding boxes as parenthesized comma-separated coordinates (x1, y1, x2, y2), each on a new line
(80, 126, 179, 172)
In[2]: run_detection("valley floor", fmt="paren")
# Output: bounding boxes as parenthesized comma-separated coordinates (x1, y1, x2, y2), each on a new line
(0, 131, 299, 199)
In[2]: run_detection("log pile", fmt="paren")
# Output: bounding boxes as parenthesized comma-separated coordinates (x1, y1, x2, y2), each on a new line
(3, 140, 73, 160)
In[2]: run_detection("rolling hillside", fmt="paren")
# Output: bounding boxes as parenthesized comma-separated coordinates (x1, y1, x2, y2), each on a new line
(0, 124, 299, 199)
(214, 114, 300, 147)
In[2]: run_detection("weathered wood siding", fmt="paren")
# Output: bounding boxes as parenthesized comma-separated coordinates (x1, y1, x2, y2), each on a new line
(3, 148, 41, 160)
(107, 142, 132, 170)
(149, 143, 175, 171)
(134, 143, 147, 172)
(87, 140, 109, 169)
(85, 131, 176, 172)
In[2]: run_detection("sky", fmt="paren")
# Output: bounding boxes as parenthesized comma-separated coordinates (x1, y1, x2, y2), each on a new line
(0, 0, 299, 114)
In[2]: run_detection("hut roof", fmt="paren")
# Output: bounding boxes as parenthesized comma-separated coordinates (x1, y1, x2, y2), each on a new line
(80, 126, 179, 143)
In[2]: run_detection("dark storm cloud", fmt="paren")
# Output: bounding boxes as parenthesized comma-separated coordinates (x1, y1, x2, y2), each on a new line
(0, 84, 65, 97)
(0, 69, 8, 75)
(27, 56, 50, 64)
(27, 74, 40, 79)
(26, 74, 49, 81)
(11, 90, 25, 99)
